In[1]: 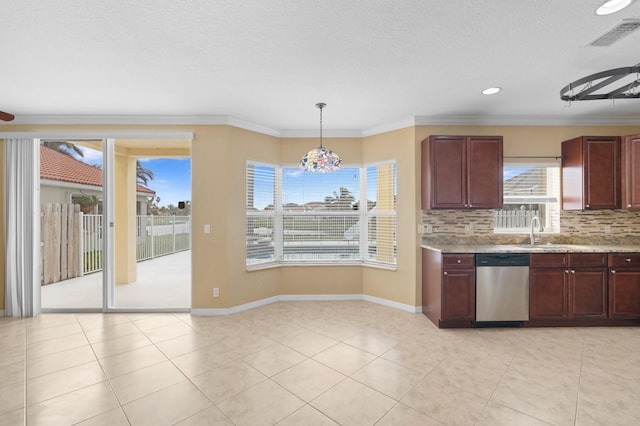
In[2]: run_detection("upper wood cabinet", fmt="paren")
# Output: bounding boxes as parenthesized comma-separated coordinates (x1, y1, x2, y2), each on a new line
(622, 134, 640, 210)
(561, 136, 621, 210)
(421, 135, 503, 209)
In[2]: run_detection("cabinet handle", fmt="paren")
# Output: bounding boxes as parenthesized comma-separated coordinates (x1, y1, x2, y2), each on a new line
(626, 258, 632, 262)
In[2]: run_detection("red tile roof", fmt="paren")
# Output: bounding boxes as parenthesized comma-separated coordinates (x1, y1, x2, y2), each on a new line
(40, 145, 155, 194)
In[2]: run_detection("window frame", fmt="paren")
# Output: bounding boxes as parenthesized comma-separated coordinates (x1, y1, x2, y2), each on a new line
(494, 161, 561, 234)
(246, 160, 397, 270)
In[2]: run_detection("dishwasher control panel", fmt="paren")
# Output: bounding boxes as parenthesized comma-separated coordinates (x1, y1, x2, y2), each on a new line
(476, 253, 530, 267)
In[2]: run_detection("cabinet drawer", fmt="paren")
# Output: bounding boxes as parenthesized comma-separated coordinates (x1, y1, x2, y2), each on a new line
(608, 253, 640, 268)
(530, 253, 567, 268)
(569, 253, 607, 268)
(442, 254, 475, 268)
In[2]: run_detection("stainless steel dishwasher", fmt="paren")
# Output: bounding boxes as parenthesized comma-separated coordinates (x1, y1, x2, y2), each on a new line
(475, 253, 530, 326)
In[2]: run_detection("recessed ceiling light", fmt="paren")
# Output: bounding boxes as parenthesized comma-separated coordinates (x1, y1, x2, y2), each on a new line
(482, 87, 501, 95)
(596, 0, 634, 16)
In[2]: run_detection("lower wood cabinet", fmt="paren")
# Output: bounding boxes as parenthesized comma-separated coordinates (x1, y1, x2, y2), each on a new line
(608, 254, 640, 319)
(530, 253, 607, 321)
(422, 248, 474, 328)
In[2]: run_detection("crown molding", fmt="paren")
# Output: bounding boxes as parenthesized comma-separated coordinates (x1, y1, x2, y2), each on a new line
(2, 113, 639, 139)
(413, 114, 640, 126)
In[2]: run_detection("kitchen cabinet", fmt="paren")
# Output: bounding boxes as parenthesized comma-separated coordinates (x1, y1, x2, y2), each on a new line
(608, 253, 640, 319)
(621, 134, 640, 210)
(530, 253, 607, 320)
(561, 136, 621, 210)
(421, 135, 503, 209)
(422, 249, 475, 327)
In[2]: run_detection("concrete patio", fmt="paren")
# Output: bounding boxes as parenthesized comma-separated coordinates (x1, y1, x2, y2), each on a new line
(41, 250, 191, 310)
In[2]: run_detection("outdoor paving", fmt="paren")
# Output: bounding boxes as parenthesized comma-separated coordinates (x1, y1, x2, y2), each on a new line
(41, 250, 191, 310)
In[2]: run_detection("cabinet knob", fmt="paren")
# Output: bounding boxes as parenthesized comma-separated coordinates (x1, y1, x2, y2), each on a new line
(626, 258, 632, 262)
(586, 204, 590, 208)
(629, 204, 632, 207)
(611, 270, 616, 274)
(565, 270, 570, 274)
(457, 259, 461, 263)
(443, 271, 448, 276)
(571, 270, 575, 274)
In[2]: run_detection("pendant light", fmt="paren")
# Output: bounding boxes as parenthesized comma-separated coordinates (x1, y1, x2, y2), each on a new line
(299, 103, 342, 172)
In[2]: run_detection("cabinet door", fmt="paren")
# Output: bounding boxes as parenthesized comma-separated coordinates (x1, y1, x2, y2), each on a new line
(622, 135, 640, 210)
(429, 136, 466, 208)
(609, 270, 640, 319)
(583, 137, 620, 209)
(562, 136, 621, 210)
(442, 269, 475, 321)
(530, 268, 568, 319)
(467, 136, 503, 209)
(569, 268, 607, 319)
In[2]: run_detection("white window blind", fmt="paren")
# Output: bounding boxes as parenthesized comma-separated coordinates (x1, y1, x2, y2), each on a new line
(246, 163, 276, 267)
(281, 167, 360, 262)
(365, 163, 397, 266)
(495, 163, 560, 232)
(246, 161, 397, 269)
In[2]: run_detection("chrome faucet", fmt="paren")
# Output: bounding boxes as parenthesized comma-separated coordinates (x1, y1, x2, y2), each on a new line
(530, 216, 543, 245)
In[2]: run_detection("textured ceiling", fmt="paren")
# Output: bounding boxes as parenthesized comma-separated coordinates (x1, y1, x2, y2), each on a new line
(1, 0, 639, 133)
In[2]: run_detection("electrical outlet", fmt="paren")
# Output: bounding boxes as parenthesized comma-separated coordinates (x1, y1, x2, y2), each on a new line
(213, 288, 219, 297)
(426, 224, 433, 234)
(204, 224, 211, 234)
(604, 225, 611, 234)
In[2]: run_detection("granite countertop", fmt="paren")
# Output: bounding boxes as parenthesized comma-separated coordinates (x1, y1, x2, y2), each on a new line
(421, 243, 640, 254)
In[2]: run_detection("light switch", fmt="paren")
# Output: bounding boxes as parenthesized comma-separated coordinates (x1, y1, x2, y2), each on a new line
(204, 224, 211, 234)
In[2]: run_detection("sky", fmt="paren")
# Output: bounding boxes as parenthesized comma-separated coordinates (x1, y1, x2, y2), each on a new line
(75, 146, 191, 207)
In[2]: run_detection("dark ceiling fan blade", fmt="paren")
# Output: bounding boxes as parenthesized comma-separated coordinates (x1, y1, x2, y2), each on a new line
(0, 111, 15, 121)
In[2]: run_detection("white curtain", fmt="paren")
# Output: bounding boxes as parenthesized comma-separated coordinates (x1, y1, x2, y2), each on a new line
(4, 138, 40, 317)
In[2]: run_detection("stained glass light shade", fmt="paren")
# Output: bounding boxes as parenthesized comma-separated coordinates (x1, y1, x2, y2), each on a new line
(299, 146, 342, 172)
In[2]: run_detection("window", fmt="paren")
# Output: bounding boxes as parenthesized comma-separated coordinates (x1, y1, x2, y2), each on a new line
(246, 161, 397, 269)
(246, 164, 277, 267)
(366, 163, 397, 266)
(494, 163, 560, 233)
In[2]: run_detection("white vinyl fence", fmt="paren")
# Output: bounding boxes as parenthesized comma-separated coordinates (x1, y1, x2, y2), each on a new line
(81, 214, 191, 274)
(494, 209, 539, 230)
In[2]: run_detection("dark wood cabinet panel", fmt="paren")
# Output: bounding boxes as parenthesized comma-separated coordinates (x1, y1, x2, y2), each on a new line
(422, 249, 474, 328)
(530, 253, 608, 320)
(570, 269, 607, 319)
(442, 269, 475, 321)
(466, 137, 503, 209)
(608, 270, 640, 319)
(561, 136, 621, 210)
(530, 253, 567, 268)
(530, 268, 568, 319)
(622, 134, 640, 210)
(422, 135, 502, 209)
(429, 136, 466, 209)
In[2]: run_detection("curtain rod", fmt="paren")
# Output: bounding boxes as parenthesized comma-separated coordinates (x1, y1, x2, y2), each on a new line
(504, 156, 562, 159)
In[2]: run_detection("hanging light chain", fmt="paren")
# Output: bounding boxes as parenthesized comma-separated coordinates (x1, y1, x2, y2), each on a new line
(316, 102, 325, 148)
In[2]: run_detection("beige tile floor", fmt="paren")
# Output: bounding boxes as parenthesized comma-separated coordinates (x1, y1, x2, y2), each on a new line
(1, 301, 639, 425)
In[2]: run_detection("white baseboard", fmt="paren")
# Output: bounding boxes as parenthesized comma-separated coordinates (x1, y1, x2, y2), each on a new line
(191, 294, 421, 316)
(362, 294, 422, 313)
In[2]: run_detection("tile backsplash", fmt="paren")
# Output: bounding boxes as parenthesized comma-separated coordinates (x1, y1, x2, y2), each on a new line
(422, 209, 640, 245)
